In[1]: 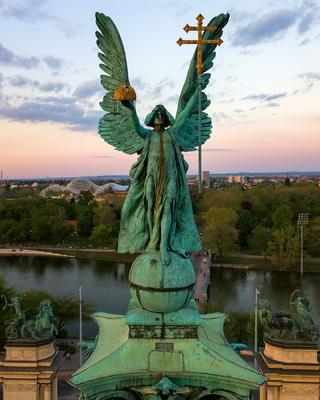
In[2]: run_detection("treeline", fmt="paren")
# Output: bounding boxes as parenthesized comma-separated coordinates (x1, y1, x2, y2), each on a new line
(0, 192, 124, 248)
(195, 185, 320, 269)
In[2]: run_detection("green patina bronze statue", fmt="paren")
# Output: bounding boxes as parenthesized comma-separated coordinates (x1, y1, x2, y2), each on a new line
(95, 13, 223, 265)
(68, 12, 268, 399)
(1, 295, 58, 340)
(258, 289, 319, 342)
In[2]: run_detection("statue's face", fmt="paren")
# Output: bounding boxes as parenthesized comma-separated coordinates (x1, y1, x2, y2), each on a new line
(153, 105, 166, 126)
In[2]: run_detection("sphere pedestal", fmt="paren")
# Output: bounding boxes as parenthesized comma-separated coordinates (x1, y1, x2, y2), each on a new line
(129, 250, 195, 313)
(69, 250, 266, 399)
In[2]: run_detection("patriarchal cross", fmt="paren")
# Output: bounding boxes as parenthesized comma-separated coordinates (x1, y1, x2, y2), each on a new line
(177, 14, 223, 194)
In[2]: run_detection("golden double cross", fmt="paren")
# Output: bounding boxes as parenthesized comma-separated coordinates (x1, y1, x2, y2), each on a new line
(177, 14, 224, 194)
(177, 14, 223, 75)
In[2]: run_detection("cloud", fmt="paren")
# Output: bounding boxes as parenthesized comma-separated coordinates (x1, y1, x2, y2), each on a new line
(292, 72, 320, 94)
(220, 97, 235, 104)
(265, 102, 280, 107)
(232, 8, 300, 46)
(242, 92, 287, 101)
(0, 43, 39, 69)
(297, 12, 315, 33)
(2, 0, 46, 21)
(8, 75, 68, 93)
(214, 112, 230, 121)
(0, 96, 100, 131)
(165, 94, 179, 104)
(148, 78, 175, 99)
(1, 0, 80, 38)
(231, 1, 320, 47)
(43, 56, 65, 72)
(131, 77, 147, 91)
(40, 82, 68, 92)
(298, 72, 320, 81)
(0, 43, 66, 72)
(73, 80, 102, 98)
(162, 1, 192, 17)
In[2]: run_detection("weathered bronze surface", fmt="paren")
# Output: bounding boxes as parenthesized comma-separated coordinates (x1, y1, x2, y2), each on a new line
(258, 289, 320, 342)
(69, 12, 267, 400)
(1, 295, 58, 340)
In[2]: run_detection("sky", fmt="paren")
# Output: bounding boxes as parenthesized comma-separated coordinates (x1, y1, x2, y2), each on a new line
(0, 0, 319, 179)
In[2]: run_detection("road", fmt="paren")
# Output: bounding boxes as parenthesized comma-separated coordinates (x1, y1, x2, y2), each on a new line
(192, 253, 210, 305)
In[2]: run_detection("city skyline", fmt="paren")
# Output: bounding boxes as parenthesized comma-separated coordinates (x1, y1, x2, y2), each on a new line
(0, 0, 319, 179)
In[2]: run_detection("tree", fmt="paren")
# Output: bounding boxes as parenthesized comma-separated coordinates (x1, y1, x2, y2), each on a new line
(237, 209, 255, 248)
(94, 204, 117, 226)
(202, 207, 238, 256)
(22, 291, 95, 336)
(76, 206, 94, 236)
(306, 216, 320, 256)
(249, 225, 270, 255)
(31, 216, 50, 241)
(0, 219, 15, 241)
(53, 294, 95, 335)
(271, 204, 293, 229)
(267, 225, 299, 270)
(78, 191, 94, 206)
(284, 177, 291, 187)
(90, 224, 116, 247)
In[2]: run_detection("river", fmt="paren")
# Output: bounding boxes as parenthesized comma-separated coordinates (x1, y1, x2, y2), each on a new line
(0, 255, 319, 337)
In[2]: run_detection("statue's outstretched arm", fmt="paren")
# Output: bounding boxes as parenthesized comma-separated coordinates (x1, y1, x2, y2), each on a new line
(96, 13, 150, 154)
(122, 100, 149, 139)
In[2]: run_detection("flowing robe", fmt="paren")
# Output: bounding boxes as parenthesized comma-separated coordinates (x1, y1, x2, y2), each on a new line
(118, 129, 201, 254)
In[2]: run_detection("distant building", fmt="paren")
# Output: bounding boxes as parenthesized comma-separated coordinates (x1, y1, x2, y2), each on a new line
(202, 171, 210, 186)
(40, 178, 129, 198)
(187, 178, 198, 186)
(235, 175, 245, 184)
(227, 176, 245, 184)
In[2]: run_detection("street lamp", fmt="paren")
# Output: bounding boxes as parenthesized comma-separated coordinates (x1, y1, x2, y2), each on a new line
(297, 213, 309, 276)
(254, 287, 260, 368)
(79, 286, 83, 366)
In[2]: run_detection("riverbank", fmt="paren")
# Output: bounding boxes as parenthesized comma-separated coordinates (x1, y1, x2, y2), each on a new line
(1, 244, 320, 272)
(0, 248, 74, 258)
(214, 254, 320, 273)
(0, 245, 137, 263)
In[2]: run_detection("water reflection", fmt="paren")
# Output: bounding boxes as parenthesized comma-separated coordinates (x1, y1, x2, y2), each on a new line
(0, 257, 319, 337)
(211, 268, 320, 323)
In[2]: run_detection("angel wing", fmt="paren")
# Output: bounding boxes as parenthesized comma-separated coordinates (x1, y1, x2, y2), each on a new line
(171, 13, 230, 151)
(95, 13, 149, 155)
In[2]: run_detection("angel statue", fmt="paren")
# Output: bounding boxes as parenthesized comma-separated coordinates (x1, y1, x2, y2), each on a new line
(96, 13, 229, 265)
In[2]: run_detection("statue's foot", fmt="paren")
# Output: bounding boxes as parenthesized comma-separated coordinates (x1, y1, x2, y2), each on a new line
(160, 248, 171, 265)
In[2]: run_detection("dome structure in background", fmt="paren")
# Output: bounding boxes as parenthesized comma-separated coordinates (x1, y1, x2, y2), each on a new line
(66, 178, 98, 194)
(40, 178, 128, 197)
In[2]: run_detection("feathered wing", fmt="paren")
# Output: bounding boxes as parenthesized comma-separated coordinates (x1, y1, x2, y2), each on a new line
(96, 13, 149, 155)
(171, 13, 230, 151)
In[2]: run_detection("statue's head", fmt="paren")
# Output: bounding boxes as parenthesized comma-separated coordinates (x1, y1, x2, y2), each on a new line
(145, 105, 175, 128)
(40, 299, 52, 309)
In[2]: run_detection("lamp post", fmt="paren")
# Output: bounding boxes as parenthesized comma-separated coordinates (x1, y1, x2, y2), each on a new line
(297, 213, 309, 276)
(254, 288, 260, 367)
(79, 286, 83, 367)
